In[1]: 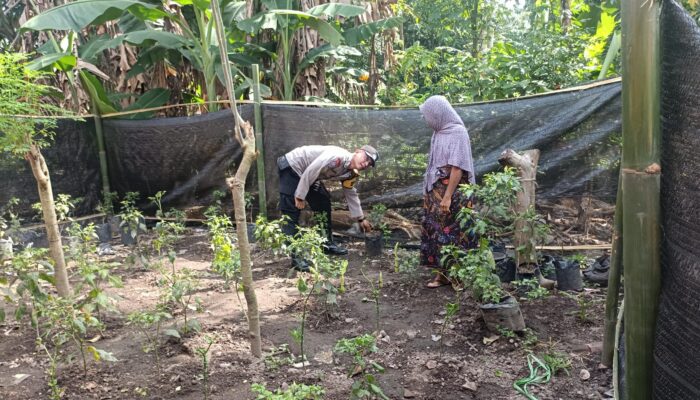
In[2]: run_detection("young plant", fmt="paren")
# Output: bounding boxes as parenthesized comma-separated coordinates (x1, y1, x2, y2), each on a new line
(118, 191, 147, 243)
(361, 269, 383, 334)
(263, 344, 296, 371)
(159, 267, 202, 336)
(442, 239, 505, 304)
(0, 53, 72, 297)
(561, 291, 600, 323)
(244, 192, 255, 223)
(0, 197, 21, 241)
(250, 382, 325, 399)
(542, 350, 572, 376)
(513, 277, 550, 300)
(334, 334, 389, 400)
(393, 244, 420, 281)
(368, 204, 391, 237)
(66, 223, 123, 319)
(195, 335, 216, 400)
(126, 306, 172, 375)
(439, 300, 460, 357)
(149, 191, 186, 265)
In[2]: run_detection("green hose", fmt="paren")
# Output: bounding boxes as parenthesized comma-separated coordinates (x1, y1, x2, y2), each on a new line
(513, 353, 552, 400)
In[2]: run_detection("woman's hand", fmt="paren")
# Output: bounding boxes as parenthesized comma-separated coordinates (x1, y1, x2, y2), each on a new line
(360, 219, 373, 232)
(439, 196, 452, 213)
(295, 197, 306, 210)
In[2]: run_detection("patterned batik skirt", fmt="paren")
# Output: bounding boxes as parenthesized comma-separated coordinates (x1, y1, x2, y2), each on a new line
(420, 169, 477, 271)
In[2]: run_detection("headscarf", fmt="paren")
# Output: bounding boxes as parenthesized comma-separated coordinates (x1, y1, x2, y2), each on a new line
(419, 95, 476, 194)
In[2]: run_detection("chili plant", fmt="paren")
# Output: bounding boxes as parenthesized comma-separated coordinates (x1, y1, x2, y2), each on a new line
(195, 335, 216, 400)
(127, 306, 172, 375)
(334, 334, 389, 400)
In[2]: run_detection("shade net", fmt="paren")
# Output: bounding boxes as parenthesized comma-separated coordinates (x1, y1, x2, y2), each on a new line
(0, 118, 101, 219)
(653, 1, 700, 399)
(262, 82, 621, 213)
(1, 84, 622, 218)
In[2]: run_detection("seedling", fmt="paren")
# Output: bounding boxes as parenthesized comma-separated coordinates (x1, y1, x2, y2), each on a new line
(368, 204, 391, 237)
(195, 335, 216, 400)
(127, 306, 172, 375)
(334, 334, 389, 400)
(542, 350, 572, 376)
(497, 326, 516, 339)
(66, 222, 123, 319)
(118, 191, 147, 244)
(439, 300, 459, 357)
(250, 382, 324, 399)
(263, 344, 295, 371)
(159, 267, 202, 336)
(361, 269, 383, 334)
(561, 291, 600, 323)
(513, 277, 550, 300)
(393, 244, 420, 281)
(33, 193, 81, 223)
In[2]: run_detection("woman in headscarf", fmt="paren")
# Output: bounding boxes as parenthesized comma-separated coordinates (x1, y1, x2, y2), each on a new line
(419, 96, 478, 288)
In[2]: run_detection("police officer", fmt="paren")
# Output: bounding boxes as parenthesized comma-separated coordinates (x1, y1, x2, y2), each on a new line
(277, 145, 378, 271)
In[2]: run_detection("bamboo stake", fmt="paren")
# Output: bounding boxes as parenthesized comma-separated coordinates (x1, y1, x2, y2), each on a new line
(602, 176, 623, 367)
(620, 0, 662, 396)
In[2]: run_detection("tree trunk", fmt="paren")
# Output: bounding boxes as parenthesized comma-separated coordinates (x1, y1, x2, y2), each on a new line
(498, 149, 540, 275)
(226, 122, 261, 358)
(560, 0, 572, 34)
(211, 0, 262, 358)
(25, 144, 71, 297)
(470, 0, 480, 58)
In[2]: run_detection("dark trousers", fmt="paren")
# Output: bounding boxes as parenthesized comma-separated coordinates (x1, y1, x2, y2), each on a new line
(278, 163, 333, 243)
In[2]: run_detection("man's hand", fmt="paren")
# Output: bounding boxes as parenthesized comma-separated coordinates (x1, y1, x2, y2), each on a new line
(439, 196, 452, 213)
(359, 219, 372, 233)
(295, 197, 306, 210)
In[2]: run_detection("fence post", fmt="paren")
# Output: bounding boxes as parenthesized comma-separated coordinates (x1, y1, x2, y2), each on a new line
(252, 64, 267, 217)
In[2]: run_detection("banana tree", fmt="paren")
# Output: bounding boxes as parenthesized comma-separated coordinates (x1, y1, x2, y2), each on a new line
(237, 0, 366, 100)
(22, 0, 264, 110)
(0, 53, 71, 297)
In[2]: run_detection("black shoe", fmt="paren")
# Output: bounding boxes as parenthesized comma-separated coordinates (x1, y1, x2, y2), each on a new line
(324, 242, 348, 256)
(291, 258, 310, 272)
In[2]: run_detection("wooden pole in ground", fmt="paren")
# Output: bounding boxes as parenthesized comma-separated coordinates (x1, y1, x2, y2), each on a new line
(211, 0, 262, 358)
(498, 148, 540, 275)
(252, 64, 267, 217)
(620, 0, 662, 395)
(602, 175, 623, 367)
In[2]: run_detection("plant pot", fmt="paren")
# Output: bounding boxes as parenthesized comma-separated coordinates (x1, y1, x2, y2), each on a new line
(555, 260, 584, 291)
(96, 223, 112, 244)
(120, 217, 145, 246)
(246, 223, 256, 243)
(108, 216, 120, 239)
(538, 255, 558, 281)
(0, 238, 13, 261)
(364, 233, 383, 257)
(480, 295, 526, 333)
(496, 257, 516, 283)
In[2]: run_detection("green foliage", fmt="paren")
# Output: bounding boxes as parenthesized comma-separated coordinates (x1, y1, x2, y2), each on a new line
(0, 197, 21, 239)
(195, 335, 216, 400)
(1, 247, 53, 323)
(66, 222, 123, 317)
(361, 270, 384, 334)
(368, 204, 391, 237)
(263, 344, 295, 371)
(127, 306, 172, 374)
(33, 193, 81, 222)
(0, 52, 63, 157)
(542, 350, 572, 376)
(334, 334, 388, 400)
(393, 243, 420, 280)
(206, 213, 241, 287)
(118, 191, 146, 242)
(561, 291, 600, 323)
(514, 277, 550, 300)
(251, 382, 325, 400)
(159, 266, 202, 336)
(442, 239, 504, 304)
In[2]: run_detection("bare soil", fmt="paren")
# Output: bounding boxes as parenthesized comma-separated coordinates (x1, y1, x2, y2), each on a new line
(0, 227, 613, 400)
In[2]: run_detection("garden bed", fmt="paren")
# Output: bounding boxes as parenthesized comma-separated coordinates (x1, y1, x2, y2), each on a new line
(0, 226, 613, 400)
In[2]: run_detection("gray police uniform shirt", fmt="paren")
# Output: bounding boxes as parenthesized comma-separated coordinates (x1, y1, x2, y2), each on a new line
(285, 145, 364, 219)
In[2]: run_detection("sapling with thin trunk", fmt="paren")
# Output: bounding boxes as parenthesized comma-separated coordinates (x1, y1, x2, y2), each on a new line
(0, 53, 71, 297)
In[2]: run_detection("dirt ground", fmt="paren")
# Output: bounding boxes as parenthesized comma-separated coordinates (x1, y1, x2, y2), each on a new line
(0, 224, 614, 400)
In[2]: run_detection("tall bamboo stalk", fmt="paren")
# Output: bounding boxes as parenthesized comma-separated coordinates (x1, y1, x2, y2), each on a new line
(620, 0, 662, 397)
(252, 64, 267, 217)
(602, 175, 622, 367)
(212, 0, 262, 358)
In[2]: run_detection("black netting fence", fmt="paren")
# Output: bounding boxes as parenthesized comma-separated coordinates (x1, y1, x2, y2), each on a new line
(0, 81, 622, 220)
(654, 1, 700, 399)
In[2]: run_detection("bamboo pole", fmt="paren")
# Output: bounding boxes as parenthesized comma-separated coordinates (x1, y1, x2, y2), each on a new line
(620, 0, 662, 397)
(87, 94, 112, 211)
(252, 64, 267, 217)
(602, 175, 622, 367)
